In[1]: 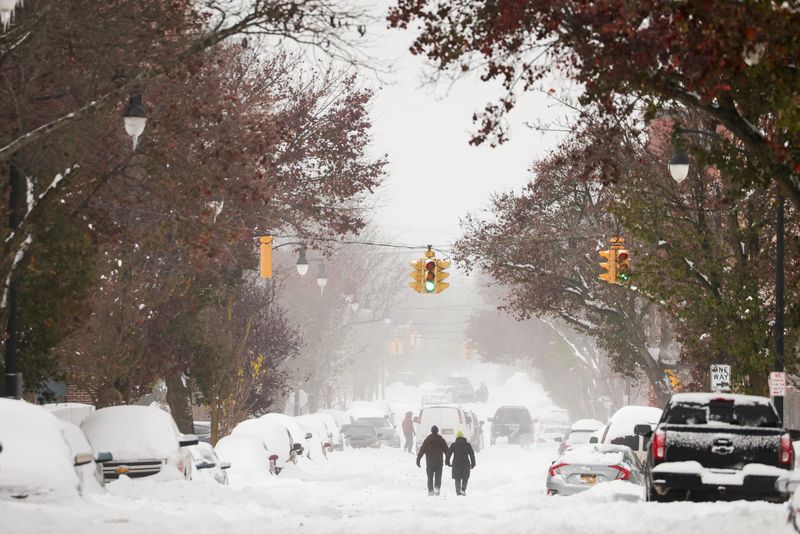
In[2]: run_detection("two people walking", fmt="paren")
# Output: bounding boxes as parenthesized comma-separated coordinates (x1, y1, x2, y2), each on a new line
(416, 425, 476, 496)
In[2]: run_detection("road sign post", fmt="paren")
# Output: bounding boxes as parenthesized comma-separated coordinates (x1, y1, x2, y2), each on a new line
(769, 371, 786, 398)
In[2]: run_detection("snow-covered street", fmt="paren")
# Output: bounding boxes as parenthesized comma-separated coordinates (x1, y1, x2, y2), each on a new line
(1, 442, 792, 534)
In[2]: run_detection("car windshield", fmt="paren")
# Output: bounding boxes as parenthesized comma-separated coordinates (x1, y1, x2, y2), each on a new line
(567, 430, 593, 444)
(664, 400, 780, 427)
(342, 425, 375, 438)
(495, 408, 532, 424)
(356, 417, 387, 429)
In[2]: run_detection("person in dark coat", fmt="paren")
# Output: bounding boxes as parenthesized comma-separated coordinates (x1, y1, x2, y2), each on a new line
(416, 425, 449, 495)
(446, 431, 476, 496)
(402, 411, 415, 453)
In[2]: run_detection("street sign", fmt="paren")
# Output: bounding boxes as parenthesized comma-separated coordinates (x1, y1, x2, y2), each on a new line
(710, 364, 731, 392)
(769, 371, 786, 397)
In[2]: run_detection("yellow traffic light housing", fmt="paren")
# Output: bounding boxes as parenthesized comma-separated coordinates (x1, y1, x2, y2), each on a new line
(408, 259, 425, 293)
(598, 249, 616, 284)
(435, 258, 450, 293)
(259, 236, 273, 278)
(409, 248, 451, 294)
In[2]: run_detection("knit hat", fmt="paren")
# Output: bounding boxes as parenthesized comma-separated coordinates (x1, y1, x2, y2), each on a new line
(431, 425, 439, 434)
(456, 431, 465, 438)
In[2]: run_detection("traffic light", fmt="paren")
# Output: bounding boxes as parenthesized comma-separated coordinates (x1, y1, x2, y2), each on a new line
(259, 236, 273, 278)
(665, 369, 680, 392)
(616, 249, 631, 284)
(434, 258, 450, 293)
(598, 249, 616, 284)
(408, 259, 425, 293)
(423, 257, 437, 293)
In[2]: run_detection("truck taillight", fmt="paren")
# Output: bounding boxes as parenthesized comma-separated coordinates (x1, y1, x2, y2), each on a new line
(780, 433, 794, 466)
(652, 429, 666, 462)
(548, 462, 568, 477)
(610, 465, 631, 481)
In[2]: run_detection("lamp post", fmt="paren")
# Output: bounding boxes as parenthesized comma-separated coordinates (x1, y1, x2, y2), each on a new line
(668, 147, 785, 418)
(316, 262, 328, 294)
(295, 247, 309, 276)
(122, 94, 147, 150)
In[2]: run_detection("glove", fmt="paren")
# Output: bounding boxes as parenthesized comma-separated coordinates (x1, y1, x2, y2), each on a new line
(416, 460, 421, 468)
(471, 464, 476, 469)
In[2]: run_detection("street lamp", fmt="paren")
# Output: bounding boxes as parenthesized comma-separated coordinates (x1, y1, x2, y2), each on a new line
(123, 94, 148, 150)
(316, 262, 327, 294)
(296, 247, 309, 276)
(0, 0, 20, 31)
(667, 144, 785, 417)
(668, 151, 690, 183)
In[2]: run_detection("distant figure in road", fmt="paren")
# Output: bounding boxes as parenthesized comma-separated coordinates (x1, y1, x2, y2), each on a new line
(416, 425, 448, 495)
(446, 431, 476, 496)
(402, 411, 415, 453)
(477, 383, 489, 403)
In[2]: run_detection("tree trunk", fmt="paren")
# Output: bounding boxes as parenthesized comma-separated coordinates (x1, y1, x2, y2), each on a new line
(165, 370, 193, 434)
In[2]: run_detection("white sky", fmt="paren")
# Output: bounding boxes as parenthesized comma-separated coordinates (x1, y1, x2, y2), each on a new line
(363, 6, 571, 249)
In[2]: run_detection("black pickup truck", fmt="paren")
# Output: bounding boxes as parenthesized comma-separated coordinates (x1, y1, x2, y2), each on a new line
(637, 392, 798, 502)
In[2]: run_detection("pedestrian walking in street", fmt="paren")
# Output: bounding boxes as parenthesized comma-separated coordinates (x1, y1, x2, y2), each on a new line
(416, 425, 448, 495)
(446, 431, 476, 496)
(402, 411, 415, 453)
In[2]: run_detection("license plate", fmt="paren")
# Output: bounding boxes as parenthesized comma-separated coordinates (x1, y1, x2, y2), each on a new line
(580, 474, 597, 485)
(442, 429, 454, 435)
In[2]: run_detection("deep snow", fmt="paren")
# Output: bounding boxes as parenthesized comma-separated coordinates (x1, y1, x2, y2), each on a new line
(0, 442, 792, 534)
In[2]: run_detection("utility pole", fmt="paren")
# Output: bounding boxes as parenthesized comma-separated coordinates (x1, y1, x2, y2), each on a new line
(774, 195, 785, 420)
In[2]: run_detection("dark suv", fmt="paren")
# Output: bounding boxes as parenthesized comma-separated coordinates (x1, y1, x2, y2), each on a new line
(490, 406, 534, 445)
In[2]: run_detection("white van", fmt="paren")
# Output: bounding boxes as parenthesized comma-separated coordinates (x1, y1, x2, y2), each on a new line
(415, 405, 468, 451)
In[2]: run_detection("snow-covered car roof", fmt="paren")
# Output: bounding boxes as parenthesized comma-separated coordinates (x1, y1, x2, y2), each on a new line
(318, 409, 353, 427)
(0, 399, 80, 498)
(669, 392, 773, 406)
(215, 434, 268, 473)
(348, 408, 386, 420)
(609, 405, 662, 424)
(259, 413, 306, 445)
(41, 403, 96, 426)
(557, 444, 630, 465)
(232, 418, 289, 461)
(570, 419, 605, 431)
(81, 405, 180, 460)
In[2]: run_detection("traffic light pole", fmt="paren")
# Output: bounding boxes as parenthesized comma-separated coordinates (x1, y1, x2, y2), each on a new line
(774, 195, 785, 420)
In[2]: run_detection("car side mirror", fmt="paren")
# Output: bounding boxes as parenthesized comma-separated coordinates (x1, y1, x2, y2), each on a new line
(96, 451, 113, 463)
(197, 461, 216, 470)
(292, 443, 303, 451)
(589, 437, 598, 444)
(220, 462, 231, 470)
(74, 453, 94, 466)
(304, 432, 313, 440)
(554, 436, 562, 443)
(788, 429, 800, 441)
(179, 434, 200, 447)
(634, 424, 653, 437)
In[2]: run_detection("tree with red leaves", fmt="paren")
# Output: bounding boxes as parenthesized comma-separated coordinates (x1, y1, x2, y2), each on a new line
(389, 1, 800, 208)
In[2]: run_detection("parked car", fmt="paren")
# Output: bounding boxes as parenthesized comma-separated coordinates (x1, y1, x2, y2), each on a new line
(597, 405, 663, 463)
(59, 420, 109, 494)
(215, 434, 274, 483)
(315, 413, 344, 451)
(260, 413, 308, 457)
(557, 419, 605, 455)
(538, 422, 571, 445)
(546, 444, 644, 496)
(356, 416, 401, 447)
(81, 405, 198, 481)
(445, 375, 476, 403)
(0, 398, 97, 498)
(188, 442, 230, 485)
(639, 392, 796, 502)
(193, 421, 212, 444)
(416, 405, 468, 450)
(489, 405, 534, 446)
(464, 411, 484, 452)
(297, 414, 335, 453)
(232, 418, 293, 463)
(340, 424, 380, 448)
(421, 386, 455, 406)
(42, 402, 96, 426)
(319, 409, 353, 428)
(297, 420, 329, 459)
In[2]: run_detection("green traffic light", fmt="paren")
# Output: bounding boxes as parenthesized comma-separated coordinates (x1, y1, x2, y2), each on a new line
(424, 281, 436, 292)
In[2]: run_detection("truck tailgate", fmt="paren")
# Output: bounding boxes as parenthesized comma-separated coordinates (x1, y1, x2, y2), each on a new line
(663, 425, 782, 470)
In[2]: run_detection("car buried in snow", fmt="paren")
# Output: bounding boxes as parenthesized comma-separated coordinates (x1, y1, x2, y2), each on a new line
(639, 392, 798, 502)
(557, 419, 605, 456)
(340, 424, 380, 449)
(546, 444, 644, 496)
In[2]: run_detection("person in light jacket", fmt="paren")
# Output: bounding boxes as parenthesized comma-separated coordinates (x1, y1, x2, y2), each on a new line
(446, 431, 476, 496)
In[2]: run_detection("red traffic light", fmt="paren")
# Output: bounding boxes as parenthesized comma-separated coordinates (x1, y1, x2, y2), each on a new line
(425, 260, 436, 271)
(617, 252, 629, 261)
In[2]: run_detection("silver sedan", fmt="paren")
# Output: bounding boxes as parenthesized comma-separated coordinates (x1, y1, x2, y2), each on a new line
(546, 444, 644, 496)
